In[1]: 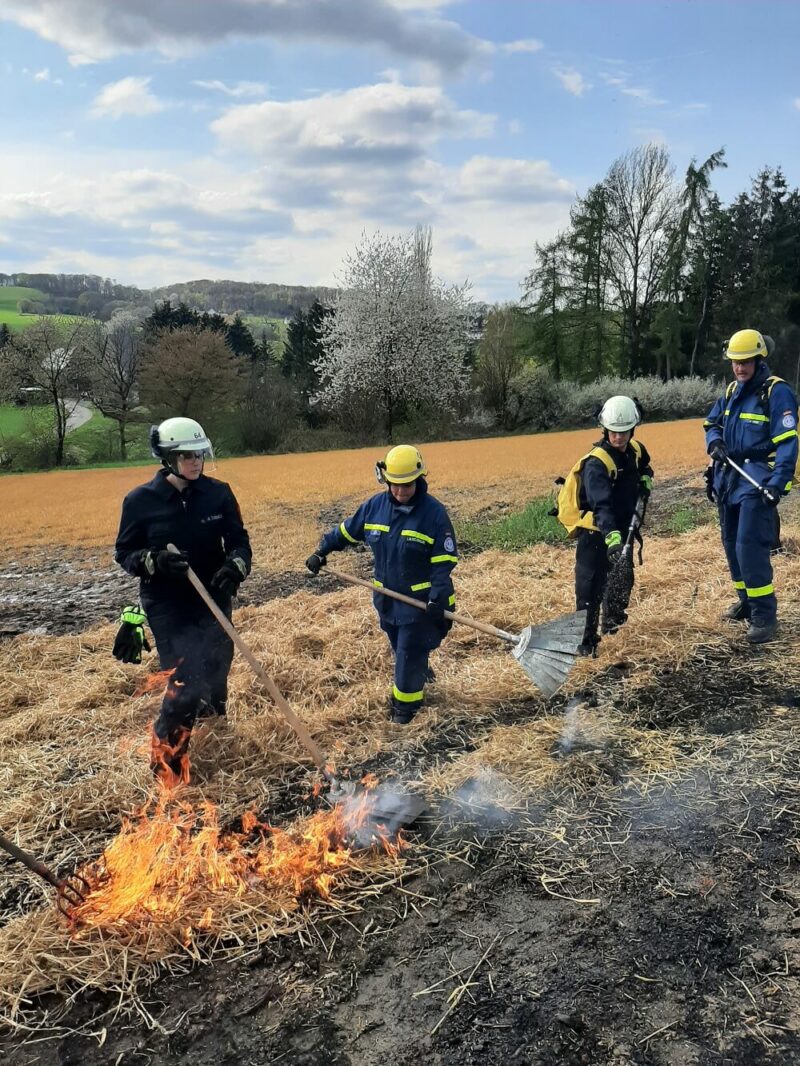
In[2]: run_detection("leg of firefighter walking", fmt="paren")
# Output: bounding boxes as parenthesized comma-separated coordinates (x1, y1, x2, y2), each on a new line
(389, 618, 443, 724)
(575, 530, 606, 652)
(201, 603, 234, 716)
(736, 498, 777, 629)
(719, 502, 748, 613)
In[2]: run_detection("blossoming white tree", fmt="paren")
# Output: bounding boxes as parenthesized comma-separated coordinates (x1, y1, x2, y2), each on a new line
(314, 227, 471, 439)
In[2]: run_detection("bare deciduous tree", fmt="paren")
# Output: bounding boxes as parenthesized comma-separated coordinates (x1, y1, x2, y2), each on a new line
(85, 312, 146, 459)
(0, 316, 90, 465)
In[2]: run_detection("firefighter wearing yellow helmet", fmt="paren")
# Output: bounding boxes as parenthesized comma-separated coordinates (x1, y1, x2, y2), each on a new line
(306, 444, 457, 724)
(114, 416, 252, 780)
(703, 329, 798, 643)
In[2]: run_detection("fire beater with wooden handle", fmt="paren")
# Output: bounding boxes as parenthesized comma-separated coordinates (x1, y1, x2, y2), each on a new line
(167, 546, 427, 829)
(323, 567, 585, 698)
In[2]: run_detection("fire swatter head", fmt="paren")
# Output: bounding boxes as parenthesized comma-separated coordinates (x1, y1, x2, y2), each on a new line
(512, 611, 586, 697)
(336, 783, 427, 848)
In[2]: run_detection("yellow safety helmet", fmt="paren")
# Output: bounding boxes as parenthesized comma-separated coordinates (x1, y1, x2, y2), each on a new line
(725, 328, 768, 361)
(375, 444, 427, 485)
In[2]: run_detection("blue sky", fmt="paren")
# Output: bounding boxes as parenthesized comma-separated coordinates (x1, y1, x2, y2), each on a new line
(1, 0, 799, 301)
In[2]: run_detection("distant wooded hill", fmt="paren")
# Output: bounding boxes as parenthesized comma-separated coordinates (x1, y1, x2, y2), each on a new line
(0, 273, 338, 320)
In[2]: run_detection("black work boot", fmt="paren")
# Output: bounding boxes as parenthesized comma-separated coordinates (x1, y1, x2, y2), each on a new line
(746, 620, 777, 645)
(578, 603, 601, 657)
(724, 600, 750, 622)
(388, 697, 418, 725)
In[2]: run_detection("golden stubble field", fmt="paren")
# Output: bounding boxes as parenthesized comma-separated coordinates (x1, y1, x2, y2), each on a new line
(3, 419, 800, 1062)
(0, 419, 709, 563)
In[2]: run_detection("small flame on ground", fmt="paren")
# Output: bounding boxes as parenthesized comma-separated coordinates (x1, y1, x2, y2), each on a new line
(150, 725, 191, 790)
(66, 778, 406, 934)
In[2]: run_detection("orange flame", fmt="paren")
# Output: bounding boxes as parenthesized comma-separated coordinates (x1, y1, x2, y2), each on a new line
(150, 725, 191, 790)
(67, 783, 406, 935)
(134, 667, 177, 697)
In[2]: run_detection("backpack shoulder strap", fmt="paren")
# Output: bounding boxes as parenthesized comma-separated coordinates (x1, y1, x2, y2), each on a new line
(725, 380, 737, 400)
(629, 439, 643, 462)
(584, 446, 617, 480)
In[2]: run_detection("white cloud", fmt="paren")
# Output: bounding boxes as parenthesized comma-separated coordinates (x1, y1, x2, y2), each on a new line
(33, 67, 49, 80)
(0, 0, 484, 77)
(455, 156, 574, 203)
(794, 98, 800, 111)
(501, 38, 544, 54)
(600, 71, 665, 107)
(212, 82, 494, 164)
(684, 102, 709, 111)
(553, 67, 588, 97)
(192, 79, 268, 98)
(90, 76, 165, 119)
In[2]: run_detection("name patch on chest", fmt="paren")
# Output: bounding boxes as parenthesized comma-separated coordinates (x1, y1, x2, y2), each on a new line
(201, 513, 223, 523)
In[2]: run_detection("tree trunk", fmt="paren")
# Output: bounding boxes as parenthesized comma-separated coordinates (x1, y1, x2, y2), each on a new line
(689, 289, 709, 377)
(119, 417, 127, 461)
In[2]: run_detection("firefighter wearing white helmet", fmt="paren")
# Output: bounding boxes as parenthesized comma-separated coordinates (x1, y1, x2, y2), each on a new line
(570, 396, 653, 655)
(703, 328, 798, 644)
(306, 444, 458, 725)
(114, 416, 252, 781)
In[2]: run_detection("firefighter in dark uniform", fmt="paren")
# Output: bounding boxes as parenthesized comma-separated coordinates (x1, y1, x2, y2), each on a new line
(703, 328, 798, 644)
(114, 417, 252, 777)
(305, 445, 457, 725)
(575, 396, 653, 656)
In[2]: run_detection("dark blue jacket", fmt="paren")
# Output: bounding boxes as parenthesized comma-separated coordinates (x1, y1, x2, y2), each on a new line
(115, 469, 251, 610)
(580, 438, 652, 538)
(320, 479, 457, 625)
(704, 362, 798, 504)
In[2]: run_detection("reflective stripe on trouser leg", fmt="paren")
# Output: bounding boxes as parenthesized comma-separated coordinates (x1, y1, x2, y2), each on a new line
(735, 497, 777, 624)
(719, 503, 747, 603)
(390, 618, 446, 711)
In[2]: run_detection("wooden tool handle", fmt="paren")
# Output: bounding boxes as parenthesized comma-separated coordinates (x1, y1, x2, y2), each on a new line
(325, 566, 517, 644)
(0, 830, 62, 890)
(168, 546, 330, 773)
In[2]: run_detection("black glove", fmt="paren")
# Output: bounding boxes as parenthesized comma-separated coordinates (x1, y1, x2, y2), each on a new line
(210, 556, 247, 597)
(709, 440, 727, 463)
(305, 552, 327, 575)
(112, 606, 151, 664)
(143, 548, 189, 577)
(426, 600, 446, 623)
(763, 486, 781, 507)
(704, 464, 716, 502)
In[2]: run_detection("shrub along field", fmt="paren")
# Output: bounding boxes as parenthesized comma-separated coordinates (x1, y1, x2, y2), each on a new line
(1, 420, 800, 1066)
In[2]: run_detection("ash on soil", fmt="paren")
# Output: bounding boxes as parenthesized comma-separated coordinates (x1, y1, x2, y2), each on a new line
(4, 647, 800, 1066)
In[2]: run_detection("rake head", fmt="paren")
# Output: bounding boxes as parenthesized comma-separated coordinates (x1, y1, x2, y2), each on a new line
(512, 610, 586, 697)
(56, 872, 91, 918)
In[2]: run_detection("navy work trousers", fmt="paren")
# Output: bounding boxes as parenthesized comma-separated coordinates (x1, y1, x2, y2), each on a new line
(718, 499, 777, 624)
(147, 597, 234, 749)
(379, 615, 446, 718)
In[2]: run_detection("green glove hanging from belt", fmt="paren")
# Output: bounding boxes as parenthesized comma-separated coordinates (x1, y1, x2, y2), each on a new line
(113, 605, 151, 664)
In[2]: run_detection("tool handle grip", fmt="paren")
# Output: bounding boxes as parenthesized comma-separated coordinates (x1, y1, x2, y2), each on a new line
(168, 545, 329, 773)
(0, 830, 62, 889)
(325, 567, 517, 644)
(724, 456, 773, 498)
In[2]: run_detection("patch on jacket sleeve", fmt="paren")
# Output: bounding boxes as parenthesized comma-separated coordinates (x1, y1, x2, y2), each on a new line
(444, 534, 455, 553)
(782, 413, 796, 428)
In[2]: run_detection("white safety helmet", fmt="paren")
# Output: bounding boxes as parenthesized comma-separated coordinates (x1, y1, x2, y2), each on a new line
(150, 417, 214, 466)
(598, 395, 641, 433)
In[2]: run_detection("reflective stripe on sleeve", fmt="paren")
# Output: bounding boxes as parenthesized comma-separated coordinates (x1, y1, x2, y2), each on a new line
(339, 522, 358, 544)
(733, 580, 745, 590)
(410, 581, 432, 592)
(448, 593, 456, 606)
(431, 554, 458, 564)
(373, 579, 383, 588)
(772, 430, 798, 444)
